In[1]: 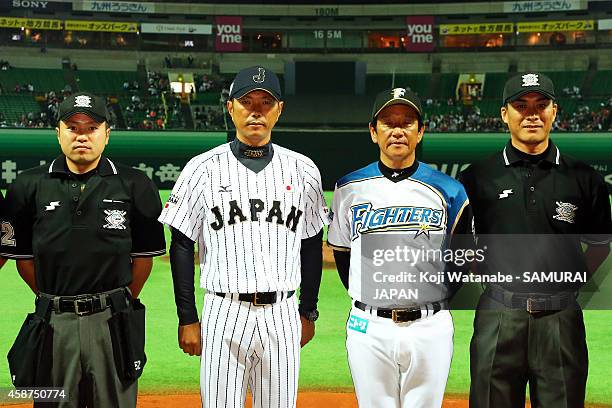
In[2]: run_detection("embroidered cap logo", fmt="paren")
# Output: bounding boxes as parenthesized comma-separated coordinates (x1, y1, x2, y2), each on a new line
(521, 74, 540, 87)
(253, 67, 266, 83)
(391, 88, 406, 98)
(74, 95, 93, 108)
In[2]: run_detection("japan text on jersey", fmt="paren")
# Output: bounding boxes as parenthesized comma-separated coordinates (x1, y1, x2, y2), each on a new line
(158, 142, 329, 293)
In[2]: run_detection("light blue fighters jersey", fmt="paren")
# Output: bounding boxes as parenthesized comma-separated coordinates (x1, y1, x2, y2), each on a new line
(327, 161, 470, 306)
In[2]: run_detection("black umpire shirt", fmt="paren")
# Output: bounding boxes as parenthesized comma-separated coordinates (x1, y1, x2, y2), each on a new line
(1, 155, 166, 296)
(459, 140, 612, 293)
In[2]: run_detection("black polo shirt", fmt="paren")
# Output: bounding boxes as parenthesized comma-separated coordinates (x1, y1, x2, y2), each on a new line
(1, 155, 166, 296)
(460, 140, 611, 293)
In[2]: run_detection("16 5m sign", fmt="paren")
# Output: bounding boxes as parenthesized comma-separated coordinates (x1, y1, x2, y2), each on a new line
(313, 30, 342, 40)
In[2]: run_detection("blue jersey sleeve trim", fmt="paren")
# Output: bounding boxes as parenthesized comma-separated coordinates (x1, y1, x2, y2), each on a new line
(336, 162, 382, 188)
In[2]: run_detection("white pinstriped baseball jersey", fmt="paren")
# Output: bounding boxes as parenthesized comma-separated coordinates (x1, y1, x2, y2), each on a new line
(159, 142, 329, 294)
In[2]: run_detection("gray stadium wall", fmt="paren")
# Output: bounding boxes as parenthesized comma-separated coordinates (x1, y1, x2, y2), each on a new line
(0, 129, 610, 192)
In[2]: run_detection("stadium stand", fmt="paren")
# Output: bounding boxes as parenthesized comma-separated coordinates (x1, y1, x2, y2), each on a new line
(0, 94, 43, 126)
(75, 70, 140, 95)
(1, 67, 610, 132)
(0, 68, 66, 94)
(590, 70, 612, 97)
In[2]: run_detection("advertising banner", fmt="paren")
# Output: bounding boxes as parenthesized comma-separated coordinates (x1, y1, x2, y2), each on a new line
(503, 0, 584, 13)
(598, 19, 612, 31)
(215, 16, 242, 52)
(0, 130, 227, 190)
(517, 20, 594, 33)
(10, 0, 70, 11)
(65, 19, 138, 33)
(440, 22, 514, 35)
(75, 1, 156, 14)
(0, 16, 61, 30)
(140, 23, 212, 35)
(405, 16, 435, 52)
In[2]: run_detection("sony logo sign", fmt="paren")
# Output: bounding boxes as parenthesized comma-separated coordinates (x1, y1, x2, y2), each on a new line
(12, 0, 49, 9)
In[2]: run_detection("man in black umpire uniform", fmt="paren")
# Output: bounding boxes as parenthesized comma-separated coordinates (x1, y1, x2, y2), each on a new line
(2, 92, 166, 407)
(460, 73, 611, 408)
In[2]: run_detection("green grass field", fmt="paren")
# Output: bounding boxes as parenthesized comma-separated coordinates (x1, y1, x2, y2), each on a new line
(0, 191, 610, 404)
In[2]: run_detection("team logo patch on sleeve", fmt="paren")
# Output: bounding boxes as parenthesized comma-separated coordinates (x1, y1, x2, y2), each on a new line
(165, 193, 180, 208)
(553, 201, 578, 224)
(103, 209, 127, 229)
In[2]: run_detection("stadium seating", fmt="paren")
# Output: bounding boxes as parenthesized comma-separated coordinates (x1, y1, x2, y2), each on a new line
(590, 70, 612, 97)
(366, 73, 431, 97)
(545, 71, 586, 93)
(0, 94, 43, 124)
(483, 73, 508, 99)
(75, 70, 139, 95)
(0, 68, 66, 93)
(438, 73, 460, 99)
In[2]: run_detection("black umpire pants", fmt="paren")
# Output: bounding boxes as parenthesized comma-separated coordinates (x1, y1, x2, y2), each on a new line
(469, 294, 588, 408)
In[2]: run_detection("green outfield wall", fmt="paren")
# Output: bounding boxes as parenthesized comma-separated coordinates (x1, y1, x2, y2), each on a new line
(0, 129, 610, 191)
(0, 129, 227, 189)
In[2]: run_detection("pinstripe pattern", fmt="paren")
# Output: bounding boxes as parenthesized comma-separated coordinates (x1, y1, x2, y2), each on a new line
(159, 141, 328, 408)
(158, 142, 328, 293)
(200, 294, 300, 408)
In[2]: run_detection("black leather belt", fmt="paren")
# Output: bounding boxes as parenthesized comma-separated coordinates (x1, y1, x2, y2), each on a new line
(40, 288, 127, 316)
(214, 291, 295, 306)
(485, 285, 576, 314)
(354, 300, 442, 323)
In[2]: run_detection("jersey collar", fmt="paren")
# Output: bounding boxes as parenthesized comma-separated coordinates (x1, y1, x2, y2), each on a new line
(48, 155, 119, 177)
(502, 140, 560, 167)
(377, 159, 419, 183)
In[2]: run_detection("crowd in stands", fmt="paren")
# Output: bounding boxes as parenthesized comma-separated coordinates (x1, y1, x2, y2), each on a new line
(121, 71, 172, 130)
(13, 83, 35, 93)
(7, 112, 50, 128)
(124, 98, 169, 130)
(193, 105, 225, 130)
(2, 65, 611, 132)
(421, 85, 612, 132)
(1, 89, 64, 128)
(554, 97, 612, 131)
(423, 97, 506, 132)
(425, 110, 506, 132)
(423, 101, 612, 132)
(561, 85, 582, 99)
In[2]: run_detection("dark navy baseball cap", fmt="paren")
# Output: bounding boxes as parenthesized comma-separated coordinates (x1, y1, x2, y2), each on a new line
(502, 73, 555, 106)
(57, 92, 110, 124)
(371, 87, 423, 123)
(228, 66, 282, 101)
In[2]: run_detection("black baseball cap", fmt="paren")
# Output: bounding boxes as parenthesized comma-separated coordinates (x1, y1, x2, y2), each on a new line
(371, 87, 423, 124)
(228, 66, 282, 101)
(502, 73, 556, 106)
(57, 92, 110, 124)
